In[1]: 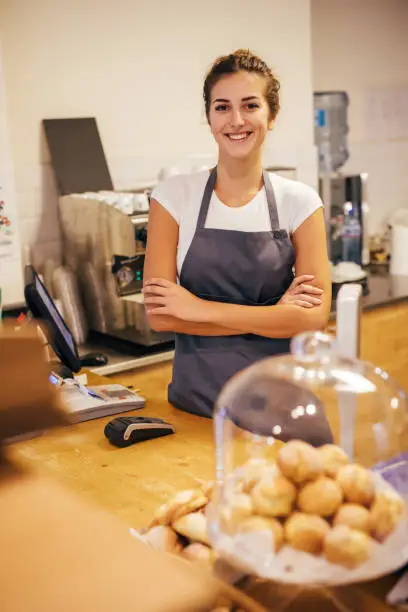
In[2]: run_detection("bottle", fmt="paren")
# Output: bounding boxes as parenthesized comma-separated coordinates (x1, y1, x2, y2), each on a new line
(342, 206, 362, 265)
(314, 91, 350, 174)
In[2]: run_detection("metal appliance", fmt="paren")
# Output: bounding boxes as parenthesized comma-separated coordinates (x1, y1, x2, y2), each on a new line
(314, 92, 369, 266)
(319, 173, 369, 266)
(44, 117, 172, 350)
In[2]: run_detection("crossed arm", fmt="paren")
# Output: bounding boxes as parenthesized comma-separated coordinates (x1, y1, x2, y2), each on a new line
(143, 199, 331, 338)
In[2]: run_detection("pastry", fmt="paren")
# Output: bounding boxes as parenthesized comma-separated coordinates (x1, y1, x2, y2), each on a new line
(238, 457, 274, 493)
(182, 543, 214, 566)
(237, 515, 284, 551)
(298, 477, 343, 517)
(227, 492, 254, 520)
(141, 525, 182, 553)
(323, 525, 372, 568)
(284, 512, 330, 554)
(333, 503, 371, 533)
(369, 490, 405, 542)
(152, 489, 208, 526)
(319, 444, 349, 478)
(277, 440, 324, 484)
(220, 492, 253, 533)
(172, 511, 210, 545)
(194, 478, 214, 499)
(251, 472, 297, 517)
(336, 464, 375, 507)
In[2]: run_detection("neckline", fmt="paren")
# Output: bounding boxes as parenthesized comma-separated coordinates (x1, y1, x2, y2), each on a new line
(211, 186, 265, 211)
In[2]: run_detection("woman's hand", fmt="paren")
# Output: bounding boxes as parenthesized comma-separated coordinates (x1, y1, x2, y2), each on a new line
(278, 274, 323, 308)
(143, 278, 207, 322)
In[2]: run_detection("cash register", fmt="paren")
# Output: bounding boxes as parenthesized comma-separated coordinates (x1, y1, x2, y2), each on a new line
(24, 265, 146, 422)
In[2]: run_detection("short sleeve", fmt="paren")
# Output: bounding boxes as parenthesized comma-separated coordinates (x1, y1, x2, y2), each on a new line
(290, 183, 323, 234)
(150, 175, 184, 224)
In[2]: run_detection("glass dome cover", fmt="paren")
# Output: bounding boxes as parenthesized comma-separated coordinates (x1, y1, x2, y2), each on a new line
(207, 332, 408, 585)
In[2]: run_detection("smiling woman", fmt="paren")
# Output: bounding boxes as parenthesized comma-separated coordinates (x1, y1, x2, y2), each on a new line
(143, 49, 331, 420)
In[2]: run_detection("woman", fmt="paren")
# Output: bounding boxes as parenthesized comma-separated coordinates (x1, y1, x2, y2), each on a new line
(143, 49, 331, 419)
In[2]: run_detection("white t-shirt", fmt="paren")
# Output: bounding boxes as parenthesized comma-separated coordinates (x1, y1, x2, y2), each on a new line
(151, 171, 323, 276)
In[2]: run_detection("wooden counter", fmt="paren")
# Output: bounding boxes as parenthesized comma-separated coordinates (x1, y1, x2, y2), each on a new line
(328, 299, 408, 390)
(9, 363, 214, 529)
(10, 300, 408, 527)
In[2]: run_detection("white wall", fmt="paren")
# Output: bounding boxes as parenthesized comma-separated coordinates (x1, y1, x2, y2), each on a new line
(311, 0, 408, 234)
(0, 0, 317, 276)
(0, 43, 24, 307)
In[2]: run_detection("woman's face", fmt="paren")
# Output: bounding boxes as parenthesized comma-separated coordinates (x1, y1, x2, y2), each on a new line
(208, 71, 272, 161)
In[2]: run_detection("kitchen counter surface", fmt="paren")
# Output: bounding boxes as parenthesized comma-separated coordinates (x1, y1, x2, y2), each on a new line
(331, 268, 408, 316)
(53, 269, 408, 376)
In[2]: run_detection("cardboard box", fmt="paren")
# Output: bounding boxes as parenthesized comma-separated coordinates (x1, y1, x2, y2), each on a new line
(0, 321, 68, 442)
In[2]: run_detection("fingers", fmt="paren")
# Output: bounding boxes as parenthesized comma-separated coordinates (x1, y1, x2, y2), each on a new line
(145, 306, 169, 315)
(295, 284, 324, 295)
(142, 285, 167, 296)
(296, 293, 322, 305)
(144, 295, 166, 306)
(294, 300, 314, 308)
(290, 274, 315, 288)
(144, 278, 174, 289)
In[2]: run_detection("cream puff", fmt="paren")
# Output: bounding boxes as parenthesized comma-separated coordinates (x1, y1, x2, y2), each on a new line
(323, 525, 372, 568)
(333, 503, 371, 534)
(369, 489, 405, 542)
(298, 477, 343, 517)
(277, 440, 324, 484)
(238, 457, 274, 493)
(251, 472, 297, 517)
(336, 464, 375, 507)
(219, 492, 253, 533)
(238, 515, 284, 551)
(285, 512, 330, 554)
(319, 444, 349, 478)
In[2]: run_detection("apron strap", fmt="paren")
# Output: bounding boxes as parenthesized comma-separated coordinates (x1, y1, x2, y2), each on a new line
(195, 167, 281, 232)
(262, 170, 281, 231)
(196, 168, 217, 231)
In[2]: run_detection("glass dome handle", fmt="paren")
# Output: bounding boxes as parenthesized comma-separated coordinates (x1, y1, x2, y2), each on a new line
(291, 331, 336, 364)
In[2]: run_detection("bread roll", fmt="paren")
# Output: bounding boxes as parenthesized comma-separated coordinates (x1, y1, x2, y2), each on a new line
(277, 440, 324, 484)
(319, 444, 349, 478)
(334, 503, 371, 533)
(298, 477, 343, 517)
(369, 490, 405, 542)
(182, 543, 214, 567)
(251, 472, 297, 517)
(336, 464, 375, 507)
(172, 511, 210, 545)
(323, 525, 372, 568)
(142, 525, 181, 553)
(285, 512, 330, 554)
(152, 488, 208, 526)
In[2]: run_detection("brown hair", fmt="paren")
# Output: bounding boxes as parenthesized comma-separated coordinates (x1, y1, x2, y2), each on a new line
(203, 49, 280, 121)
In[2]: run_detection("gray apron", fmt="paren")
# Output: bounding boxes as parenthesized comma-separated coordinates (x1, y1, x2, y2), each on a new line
(168, 168, 295, 418)
(168, 168, 334, 445)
